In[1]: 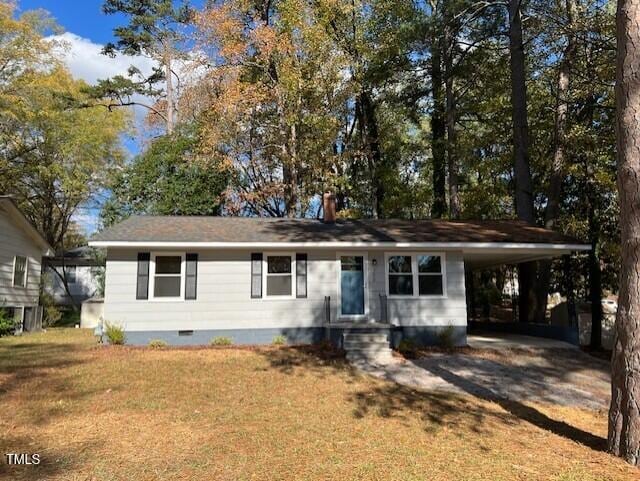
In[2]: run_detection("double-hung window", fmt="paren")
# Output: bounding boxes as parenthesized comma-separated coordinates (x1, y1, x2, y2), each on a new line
(387, 255, 413, 296)
(13, 256, 27, 288)
(138, 252, 198, 301)
(417, 255, 443, 295)
(152, 254, 183, 299)
(252, 252, 307, 299)
(265, 254, 294, 298)
(386, 253, 445, 297)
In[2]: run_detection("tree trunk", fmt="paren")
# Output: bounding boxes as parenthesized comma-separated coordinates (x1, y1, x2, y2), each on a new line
(282, 162, 297, 217)
(588, 232, 603, 349)
(608, 0, 640, 465)
(442, 1, 460, 219)
(508, 0, 536, 323)
(165, 53, 175, 134)
(282, 85, 300, 218)
(563, 254, 577, 327)
(534, 0, 577, 323)
(444, 21, 460, 219)
(50, 265, 80, 313)
(508, 0, 534, 222)
(585, 161, 604, 350)
(445, 88, 459, 218)
(358, 89, 385, 218)
(464, 269, 476, 324)
(431, 31, 447, 219)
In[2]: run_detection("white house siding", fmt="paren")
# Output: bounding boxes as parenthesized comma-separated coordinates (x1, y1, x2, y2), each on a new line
(0, 206, 42, 309)
(104, 248, 467, 336)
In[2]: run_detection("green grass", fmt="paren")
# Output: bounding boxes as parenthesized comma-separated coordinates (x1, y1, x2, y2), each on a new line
(0, 329, 635, 481)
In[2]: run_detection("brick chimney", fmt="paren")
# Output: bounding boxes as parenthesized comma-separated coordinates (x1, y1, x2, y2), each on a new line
(323, 192, 336, 223)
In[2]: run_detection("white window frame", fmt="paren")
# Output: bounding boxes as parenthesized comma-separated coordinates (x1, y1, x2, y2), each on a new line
(148, 252, 185, 301)
(384, 252, 447, 299)
(12, 256, 28, 288)
(263, 252, 296, 300)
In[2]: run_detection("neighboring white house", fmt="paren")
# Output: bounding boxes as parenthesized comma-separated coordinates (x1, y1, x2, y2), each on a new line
(45, 246, 103, 306)
(89, 195, 590, 350)
(0, 196, 54, 331)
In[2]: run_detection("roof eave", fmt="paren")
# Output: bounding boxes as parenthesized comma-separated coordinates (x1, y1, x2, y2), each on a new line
(88, 240, 590, 251)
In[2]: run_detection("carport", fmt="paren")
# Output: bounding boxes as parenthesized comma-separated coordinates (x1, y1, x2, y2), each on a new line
(462, 240, 591, 346)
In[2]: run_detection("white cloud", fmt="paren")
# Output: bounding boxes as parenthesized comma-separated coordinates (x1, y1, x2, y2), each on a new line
(49, 32, 157, 85)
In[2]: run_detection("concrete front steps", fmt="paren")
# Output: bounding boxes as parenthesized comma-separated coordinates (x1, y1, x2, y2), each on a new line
(344, 332, 393, 364)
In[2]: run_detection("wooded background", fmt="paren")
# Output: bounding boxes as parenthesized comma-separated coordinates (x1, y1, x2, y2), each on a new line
(0, 0, 619, 324)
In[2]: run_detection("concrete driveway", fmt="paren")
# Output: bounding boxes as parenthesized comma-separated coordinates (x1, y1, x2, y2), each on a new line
(357, 342, 610, 410)
(467, 333, 578, 350)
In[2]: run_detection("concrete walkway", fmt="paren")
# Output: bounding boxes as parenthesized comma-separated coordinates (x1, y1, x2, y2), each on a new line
(467, 333, 578, 350)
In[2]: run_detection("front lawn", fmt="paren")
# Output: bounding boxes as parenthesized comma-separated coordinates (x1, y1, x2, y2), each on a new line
(0, 329, 635, 481)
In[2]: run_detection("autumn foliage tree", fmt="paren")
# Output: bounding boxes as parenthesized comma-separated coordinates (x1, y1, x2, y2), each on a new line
(192, 0, 348, 217)
(1, 2, 128, 249)
(1, 1, 129, 309)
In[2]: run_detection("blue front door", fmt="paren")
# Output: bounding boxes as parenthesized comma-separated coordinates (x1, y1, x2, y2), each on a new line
(340, 256, 365, 316)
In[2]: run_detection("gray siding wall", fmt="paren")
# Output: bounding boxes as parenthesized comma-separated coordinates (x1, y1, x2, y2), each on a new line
(0, 206, 42, 307)
(103, 248, 467, 332)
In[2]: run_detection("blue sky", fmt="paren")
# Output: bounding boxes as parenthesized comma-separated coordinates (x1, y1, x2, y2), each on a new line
(18, 0, 123, 43)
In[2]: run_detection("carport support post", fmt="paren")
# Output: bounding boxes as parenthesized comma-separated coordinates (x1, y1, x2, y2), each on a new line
(588, 238, 603, 349)
(563, 254, 578, 327)
(465, 268, 476, 321)
(518, 262, 535, 322)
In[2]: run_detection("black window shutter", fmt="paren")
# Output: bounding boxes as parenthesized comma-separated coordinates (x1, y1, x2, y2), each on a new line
(185, 253, 198, 300)
(296, 253, 307, 298)
(136, 252, 150, 300)
(251, 253, 263, 298)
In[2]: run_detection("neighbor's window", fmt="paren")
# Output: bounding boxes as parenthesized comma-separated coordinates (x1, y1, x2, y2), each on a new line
(153, 255, 182, 298)
(388, 255, 413, 296)
(417, 255, 443, 296)
(64, 265, 77, 284)
(13, 256, 27, 287)
(266, 255, 293, 297)
(0, 306, 18, 323)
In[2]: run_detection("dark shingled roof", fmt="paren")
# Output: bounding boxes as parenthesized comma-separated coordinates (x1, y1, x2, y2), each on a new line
(91, 216, 584, 245)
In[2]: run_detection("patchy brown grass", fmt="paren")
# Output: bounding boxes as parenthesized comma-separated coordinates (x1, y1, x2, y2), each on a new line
(0, 329, 636, 481)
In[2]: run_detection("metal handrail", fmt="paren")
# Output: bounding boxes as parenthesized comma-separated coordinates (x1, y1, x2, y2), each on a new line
(324, 296, 331, 324)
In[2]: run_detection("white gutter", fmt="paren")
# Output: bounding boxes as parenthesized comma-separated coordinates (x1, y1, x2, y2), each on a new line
(88, 240, 591, 251)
